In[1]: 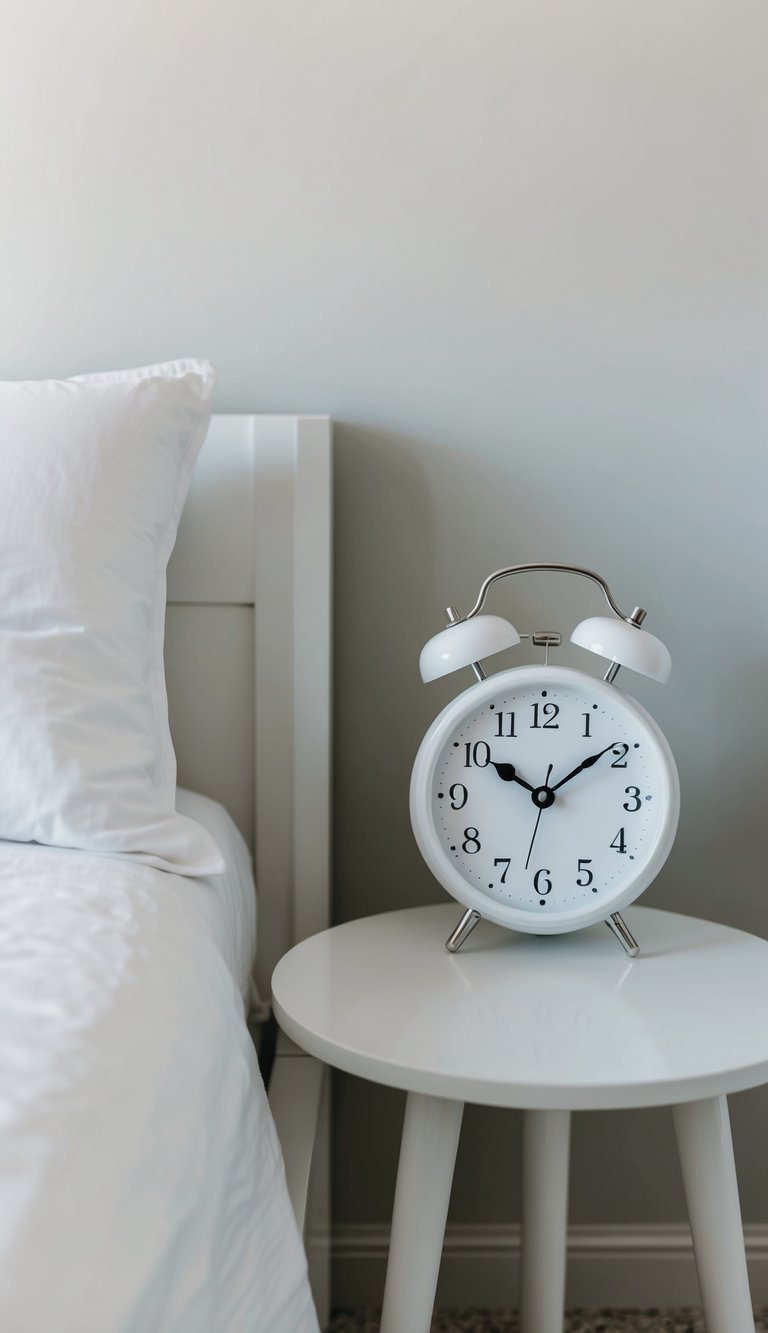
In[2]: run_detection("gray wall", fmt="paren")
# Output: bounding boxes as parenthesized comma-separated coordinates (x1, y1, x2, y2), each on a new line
(2, 0, 767, 1265)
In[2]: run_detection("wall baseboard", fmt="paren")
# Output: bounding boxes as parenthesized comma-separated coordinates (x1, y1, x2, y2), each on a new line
(332, 1223, 768, 1309)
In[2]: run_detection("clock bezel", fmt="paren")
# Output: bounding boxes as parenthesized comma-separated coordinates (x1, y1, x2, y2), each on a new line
(409, 664, 680, 934)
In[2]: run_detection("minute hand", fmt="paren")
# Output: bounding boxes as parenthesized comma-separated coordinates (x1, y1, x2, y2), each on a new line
(551, 742, 620, 793)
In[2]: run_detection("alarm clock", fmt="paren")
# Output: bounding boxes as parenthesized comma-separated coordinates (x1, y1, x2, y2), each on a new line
(409, 563, 679, 956)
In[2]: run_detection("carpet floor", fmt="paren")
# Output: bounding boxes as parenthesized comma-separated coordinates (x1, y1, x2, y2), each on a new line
(327, 1311, 768, 1332)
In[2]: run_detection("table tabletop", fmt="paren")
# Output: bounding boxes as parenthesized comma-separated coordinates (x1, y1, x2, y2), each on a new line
(271, 904, 768, 1110)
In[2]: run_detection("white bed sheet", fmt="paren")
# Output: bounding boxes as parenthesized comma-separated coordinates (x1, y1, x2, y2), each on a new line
(174, 787, 258, 1003)
(0, 793, 319, 1333)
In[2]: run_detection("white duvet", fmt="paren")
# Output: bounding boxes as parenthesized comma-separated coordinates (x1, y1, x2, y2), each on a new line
(0, 793, 319, 1333)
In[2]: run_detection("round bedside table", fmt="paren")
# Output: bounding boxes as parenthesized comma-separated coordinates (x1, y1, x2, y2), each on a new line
(272, 904, 768, 1333)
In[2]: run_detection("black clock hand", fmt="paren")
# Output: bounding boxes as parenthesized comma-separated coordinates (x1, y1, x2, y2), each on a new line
(551, 742, 620, 794)
(490, 761, 536, 794)
(524, 764, 554, 870)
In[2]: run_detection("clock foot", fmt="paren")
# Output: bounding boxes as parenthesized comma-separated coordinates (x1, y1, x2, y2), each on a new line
(445, 909, 481, 953)
(605, 911, 640, 957)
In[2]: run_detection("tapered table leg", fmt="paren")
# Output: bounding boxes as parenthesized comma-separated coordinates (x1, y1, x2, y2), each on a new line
(380, 1092, 464, 1333)
(673, 1095, 754, 1333)
(520, 1108, 571, 1333)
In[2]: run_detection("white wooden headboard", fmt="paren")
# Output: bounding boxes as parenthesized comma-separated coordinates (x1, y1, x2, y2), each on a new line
(165, 414, 332, 999)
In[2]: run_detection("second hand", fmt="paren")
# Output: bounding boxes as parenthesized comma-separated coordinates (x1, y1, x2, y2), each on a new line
(524, 763, 554, 871)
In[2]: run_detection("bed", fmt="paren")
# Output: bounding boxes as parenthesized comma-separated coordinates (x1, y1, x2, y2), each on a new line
(0, 380, 332, 1333)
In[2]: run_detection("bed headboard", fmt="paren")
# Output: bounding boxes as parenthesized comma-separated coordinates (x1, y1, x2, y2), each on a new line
(165, 414, 332, 998)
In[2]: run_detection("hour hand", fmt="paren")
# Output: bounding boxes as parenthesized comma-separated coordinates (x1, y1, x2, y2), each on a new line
(491, 761, 535, 794)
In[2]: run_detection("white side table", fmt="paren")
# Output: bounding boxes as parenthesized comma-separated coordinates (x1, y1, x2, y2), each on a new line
(272, 904, 768, 1333)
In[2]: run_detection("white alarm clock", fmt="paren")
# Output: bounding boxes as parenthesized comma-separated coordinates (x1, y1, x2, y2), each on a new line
(409, 563, 680, 956)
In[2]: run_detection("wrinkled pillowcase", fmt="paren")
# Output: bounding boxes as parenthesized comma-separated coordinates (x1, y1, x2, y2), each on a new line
(0, 359, 224, 875)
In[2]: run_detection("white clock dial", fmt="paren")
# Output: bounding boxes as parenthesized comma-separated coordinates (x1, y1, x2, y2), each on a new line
(410, 666, 679, 934)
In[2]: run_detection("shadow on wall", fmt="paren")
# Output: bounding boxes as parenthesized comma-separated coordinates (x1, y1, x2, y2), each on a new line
(332, 421, 441, 925)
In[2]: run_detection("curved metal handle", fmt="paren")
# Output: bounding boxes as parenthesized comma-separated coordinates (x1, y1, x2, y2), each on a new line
(462, 562, 644, 627)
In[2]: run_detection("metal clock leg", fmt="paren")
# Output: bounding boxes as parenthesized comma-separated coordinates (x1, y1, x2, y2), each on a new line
(673, 1096, 755, 1333)
(379, 1092, 464, 1333)
(605, 911, 640, 957)
(520, 1108, 571, 1333)
(445, 908, 481, 953)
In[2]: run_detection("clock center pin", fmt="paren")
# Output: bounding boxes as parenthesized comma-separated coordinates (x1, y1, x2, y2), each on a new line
(532, 785, 556, 809)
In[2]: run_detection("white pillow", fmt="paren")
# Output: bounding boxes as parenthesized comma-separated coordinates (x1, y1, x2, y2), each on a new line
(0, 359, 224, 875)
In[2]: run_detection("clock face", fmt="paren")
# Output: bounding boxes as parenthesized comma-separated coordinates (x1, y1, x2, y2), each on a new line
(410, 666, 679, 933)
